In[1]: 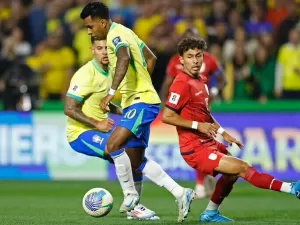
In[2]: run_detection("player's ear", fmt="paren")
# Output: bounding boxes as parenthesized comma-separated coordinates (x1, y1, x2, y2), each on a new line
(101, 19, 107, 28)
(179, 55, 184, 65)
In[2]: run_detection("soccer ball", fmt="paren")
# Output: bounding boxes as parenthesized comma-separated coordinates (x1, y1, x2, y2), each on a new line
(82, 188, 113, 217)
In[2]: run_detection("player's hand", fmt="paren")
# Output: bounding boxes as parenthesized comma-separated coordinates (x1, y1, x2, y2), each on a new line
(95, 118, 114, 132)
(197, 123, 217, 137)
(100, 94, 114, 112)
(222, 132, 243, 149)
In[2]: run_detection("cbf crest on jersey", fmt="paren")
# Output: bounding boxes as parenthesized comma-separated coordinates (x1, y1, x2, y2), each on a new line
(112, 36, 121, 47)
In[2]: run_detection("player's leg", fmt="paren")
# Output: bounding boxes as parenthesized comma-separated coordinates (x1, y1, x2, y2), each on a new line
(129, 123, 194, 223)
(204, 175, 216, 197)
(215, 155, 300, 198)
(69, 130, 158, 220)
(200, 175, 237, 222)
(106, 103, 161, 212)
(200, 150, 236, 222)
(181, 142, 236, 222)
(69, 130, 113, 162)
(195, 171, 206, 199)
(137, 156, 195, 222)
(106, 127, 139, 211)
(126, 105, 195, 221)
(125, 147, 159, 220)
(195, 171, 216, 199)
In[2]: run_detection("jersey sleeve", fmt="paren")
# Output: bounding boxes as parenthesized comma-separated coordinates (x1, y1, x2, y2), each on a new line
(165, 80, 189, 112)
(108, 31, 130, 55)
(166, 57, 178, 78)
(66, 69, 92, 102)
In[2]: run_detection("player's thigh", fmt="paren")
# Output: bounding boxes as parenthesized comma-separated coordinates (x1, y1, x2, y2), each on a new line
(69, 130, 113, 162)
(182, 145, 226, 177)
(106, 125, 135, 152)
(215, 156, 251, 177)
(114, 103, 160, 149)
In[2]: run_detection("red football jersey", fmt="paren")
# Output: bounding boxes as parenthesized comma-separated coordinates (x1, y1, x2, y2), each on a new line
(165, 71, 214, 153)
(166, 52, 221, 84)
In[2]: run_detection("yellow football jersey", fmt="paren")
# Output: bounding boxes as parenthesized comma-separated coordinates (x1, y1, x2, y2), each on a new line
(106, 22, 161, 109)
(66, 59, 112, 142)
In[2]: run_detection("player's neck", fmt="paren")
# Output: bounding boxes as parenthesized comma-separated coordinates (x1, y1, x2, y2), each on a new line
(182, 68, 199, 79)
(106, 20, 114, 34)
(95, 59, 108, 72)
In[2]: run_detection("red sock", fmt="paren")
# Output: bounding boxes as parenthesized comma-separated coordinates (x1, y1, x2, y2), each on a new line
(244, 167, 282, 191)
(211, 175, 236, 205)
(196, 171, 205, 185)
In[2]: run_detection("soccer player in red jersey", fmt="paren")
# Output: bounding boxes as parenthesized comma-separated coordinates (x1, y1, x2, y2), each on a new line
(161, 28, 226, 199)
(162, 37, 300, 222)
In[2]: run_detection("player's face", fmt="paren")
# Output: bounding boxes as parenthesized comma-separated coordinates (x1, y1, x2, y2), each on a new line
(180, 48, 203, 77)
(83, 16, 108, 39)
(91, 40, 109, 65)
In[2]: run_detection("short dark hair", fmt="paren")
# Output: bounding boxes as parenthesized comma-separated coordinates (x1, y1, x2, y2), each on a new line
(91, 36, 104, 44)
(177, 37, 207, 56)
(80, 2, 110, 20)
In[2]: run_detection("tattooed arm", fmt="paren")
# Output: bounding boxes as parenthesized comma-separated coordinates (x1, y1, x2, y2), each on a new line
(110, 46, 130, 90)
(142, 44, 157, 75)
(64, 96, 97, 128)
(64, 97, 114, 132)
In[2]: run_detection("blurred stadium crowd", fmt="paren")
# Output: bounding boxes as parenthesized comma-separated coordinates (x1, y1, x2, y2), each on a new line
(0, 0, 300, 110)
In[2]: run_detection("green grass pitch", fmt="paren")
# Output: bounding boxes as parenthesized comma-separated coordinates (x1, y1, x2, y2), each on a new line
(0, 181, 299, 225)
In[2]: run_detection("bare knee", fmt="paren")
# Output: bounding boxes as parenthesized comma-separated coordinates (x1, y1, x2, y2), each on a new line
(106, 139, 121, 153)
(131, 160, 142, 171)
(132, 169, 142, 179)
(238, 162, 251, 178)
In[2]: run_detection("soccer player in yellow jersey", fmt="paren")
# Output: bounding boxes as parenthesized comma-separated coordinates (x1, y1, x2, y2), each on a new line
(80, 2, 195, 223)
(64, 37, 159, 220)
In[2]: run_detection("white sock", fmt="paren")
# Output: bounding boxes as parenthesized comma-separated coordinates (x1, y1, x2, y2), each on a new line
(134, 181, 143, 197)
(141, 159, 184, 198)
(206, 200, 219, 211)
(111, 150, 138, 196)
(280, 182, 292, 193)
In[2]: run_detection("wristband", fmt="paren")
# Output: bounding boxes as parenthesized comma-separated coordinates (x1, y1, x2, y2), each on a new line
(192, 121, 198, 130)
(108, 88, 116, 96)
(217, 127, 225, 134)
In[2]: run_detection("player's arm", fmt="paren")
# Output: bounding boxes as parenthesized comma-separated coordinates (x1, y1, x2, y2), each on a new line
(109, 102, 122, 115)
(161, 81, 217, 137)
(64, 97, 113, 132)
(162, 107, 217, 137)
(64, 97, 98, 128)
(142, 43, 157, 75)
(65, 73, 114, 132)
(209, 115, 243, 148)
(111, 46, 130, 91)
